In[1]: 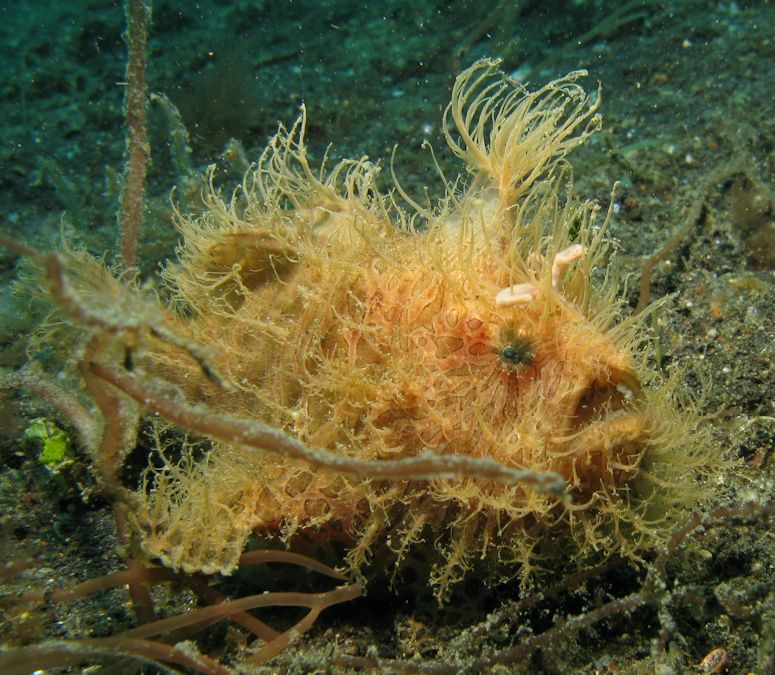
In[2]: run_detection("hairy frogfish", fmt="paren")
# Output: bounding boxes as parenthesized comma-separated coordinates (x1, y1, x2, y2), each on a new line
(65, 59, 718, 600)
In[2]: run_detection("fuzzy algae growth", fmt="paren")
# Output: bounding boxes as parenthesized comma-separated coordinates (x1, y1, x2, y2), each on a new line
(50, 60, 720, 601)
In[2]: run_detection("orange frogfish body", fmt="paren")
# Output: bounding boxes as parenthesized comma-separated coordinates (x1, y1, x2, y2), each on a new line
(130, 60, 717, 599)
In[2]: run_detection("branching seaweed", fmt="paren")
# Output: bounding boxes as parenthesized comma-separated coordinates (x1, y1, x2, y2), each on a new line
(0, 547, 361, 673)
(118, 0, 150, 271)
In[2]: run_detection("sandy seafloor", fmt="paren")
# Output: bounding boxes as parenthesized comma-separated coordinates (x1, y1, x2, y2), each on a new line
(0, 1, 773, 672)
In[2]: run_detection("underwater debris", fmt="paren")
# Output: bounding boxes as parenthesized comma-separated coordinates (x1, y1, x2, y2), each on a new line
(23, 417, 72, 472)
(24, 59, 722, 603)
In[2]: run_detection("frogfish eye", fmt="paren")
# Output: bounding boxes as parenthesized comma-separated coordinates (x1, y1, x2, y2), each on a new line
(499, 335, 536, 368)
